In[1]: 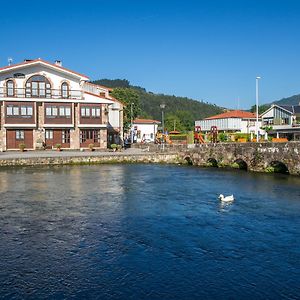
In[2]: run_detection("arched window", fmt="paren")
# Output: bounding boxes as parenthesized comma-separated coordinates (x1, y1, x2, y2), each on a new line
(6, 80, 15, 97)
(61, 82, 69, 98)
(26, 75, 51, 98)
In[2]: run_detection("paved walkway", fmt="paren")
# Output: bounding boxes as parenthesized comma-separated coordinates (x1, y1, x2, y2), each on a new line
(0, 148, 147, 160)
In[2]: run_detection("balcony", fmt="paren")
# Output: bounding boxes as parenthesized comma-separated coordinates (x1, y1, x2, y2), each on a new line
(0, 87, 84, 100)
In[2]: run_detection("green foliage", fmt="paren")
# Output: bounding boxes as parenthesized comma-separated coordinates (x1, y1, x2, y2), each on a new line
(233, 133, 250, 141)
(93, 79, 224, 132)
(93, 79, 130, 88)
(218, 132, 228, 142)
(110, 88, 141, 129)
(250, 104, 270, 114)
(165, 114, 185, 132)
(169, 134, 187, 140)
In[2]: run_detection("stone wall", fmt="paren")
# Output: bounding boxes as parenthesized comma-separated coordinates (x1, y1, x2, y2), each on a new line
(0, 153, 181, 167)
(180, 142, 300, 175)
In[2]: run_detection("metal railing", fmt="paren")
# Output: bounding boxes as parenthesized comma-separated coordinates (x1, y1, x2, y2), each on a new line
(0, 87, 84, 100)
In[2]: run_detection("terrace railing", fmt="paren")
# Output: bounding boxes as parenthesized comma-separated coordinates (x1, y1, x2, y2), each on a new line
(0, 87, 84, 100)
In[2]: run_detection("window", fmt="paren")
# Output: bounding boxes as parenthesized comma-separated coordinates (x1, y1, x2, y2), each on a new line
(61, 82, 69, 98)
(45, 130, 53, 140)
(81, 106, 101, 118)
(26, 75, 51, 98)
(6, 80, 15, 97)
(62, 130, 70, 143)
(6, 105, 20, 116)
(16, 130, 24, 140)
(20, 106, 33, 117)
(46, 106, 70, 118)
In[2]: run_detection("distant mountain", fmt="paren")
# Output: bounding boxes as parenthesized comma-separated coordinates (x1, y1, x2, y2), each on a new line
(272, 94, 300, 106)
(92, 79, 224, 130)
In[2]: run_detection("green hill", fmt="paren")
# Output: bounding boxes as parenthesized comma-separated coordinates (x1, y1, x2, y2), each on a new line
(272, 94, 300, 106)
(92, 79, 224, 131)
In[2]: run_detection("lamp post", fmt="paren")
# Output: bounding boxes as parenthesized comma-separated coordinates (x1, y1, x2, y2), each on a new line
(256, 76, 261, 142)
(130, 103, 134, 143)
(160, 103, 166, 151)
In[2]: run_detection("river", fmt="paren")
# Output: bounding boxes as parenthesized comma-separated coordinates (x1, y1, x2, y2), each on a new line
(0, 164, 299, 299)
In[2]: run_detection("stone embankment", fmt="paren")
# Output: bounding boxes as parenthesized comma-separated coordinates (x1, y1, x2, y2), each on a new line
(0, 149, 181, 167)
(1, 142, 300, 175)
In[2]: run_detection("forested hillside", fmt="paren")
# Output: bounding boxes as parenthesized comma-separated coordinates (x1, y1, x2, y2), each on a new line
(92, 79, 224, 131)
(272, 94, 300, 106)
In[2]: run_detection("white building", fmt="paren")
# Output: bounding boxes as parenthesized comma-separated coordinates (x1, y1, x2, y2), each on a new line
(195, 110, 261, 134)
(132, 119, 160, 143)
(260, 104, 300, 140)
(0, 58, 123, 150)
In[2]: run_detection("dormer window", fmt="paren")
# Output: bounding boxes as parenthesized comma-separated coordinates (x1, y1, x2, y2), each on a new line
(26, 75, 51, 98)
(61, 82, 69, 98)
(6, 80, 15, 97)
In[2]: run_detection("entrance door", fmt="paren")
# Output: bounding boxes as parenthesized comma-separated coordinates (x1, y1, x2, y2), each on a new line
(45, 129, 70, 148)
(6, 129, 33, 149)
(80, 129, 100, 147)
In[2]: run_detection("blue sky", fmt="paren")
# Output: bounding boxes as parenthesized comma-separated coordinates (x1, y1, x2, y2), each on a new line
(1, 0, 300, 108)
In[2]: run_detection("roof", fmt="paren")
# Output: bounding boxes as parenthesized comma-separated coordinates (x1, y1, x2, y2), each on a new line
(0, 58, 89, 80)
(133, 118, 161, 124)
(205, 110, 257, 120)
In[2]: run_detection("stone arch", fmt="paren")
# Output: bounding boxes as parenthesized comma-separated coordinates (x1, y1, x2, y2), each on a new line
(207, 158, 218, 167)
(234, 159, 248, 170)
(268, 161, 289, 174)
(184, 156, 193, 165)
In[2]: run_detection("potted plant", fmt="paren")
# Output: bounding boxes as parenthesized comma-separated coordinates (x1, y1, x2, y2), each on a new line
(19, 143, 26, 152)
(110, 144, 117, 152)
(88, 143, 94, 151)
(55, 144, 62, 151)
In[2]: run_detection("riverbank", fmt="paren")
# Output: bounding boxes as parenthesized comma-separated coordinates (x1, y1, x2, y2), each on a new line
(0, 148, 181, 167)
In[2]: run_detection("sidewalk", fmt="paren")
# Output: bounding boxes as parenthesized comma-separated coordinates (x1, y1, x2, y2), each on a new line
(0, 148, 145, 160)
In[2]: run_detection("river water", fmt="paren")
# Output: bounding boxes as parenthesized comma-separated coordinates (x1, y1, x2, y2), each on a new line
(0, 164, 299, 299)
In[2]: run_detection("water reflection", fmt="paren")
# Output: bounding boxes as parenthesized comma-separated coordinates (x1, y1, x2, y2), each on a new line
(0, 165, 299, 299)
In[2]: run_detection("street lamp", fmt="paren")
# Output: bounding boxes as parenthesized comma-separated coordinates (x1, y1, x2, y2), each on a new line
(130, 102, 134, 143)
(256, 76, 261, 142)
(160, 103, 166, 151)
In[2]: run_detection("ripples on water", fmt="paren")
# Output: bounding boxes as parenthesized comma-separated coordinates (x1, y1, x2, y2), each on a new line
(0, 165, 300, 299)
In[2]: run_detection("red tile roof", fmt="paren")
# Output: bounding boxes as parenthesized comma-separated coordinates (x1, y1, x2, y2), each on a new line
(133, 118, 161, 124)
(0, 58, 89, 79)
(205, 110, 257, 120)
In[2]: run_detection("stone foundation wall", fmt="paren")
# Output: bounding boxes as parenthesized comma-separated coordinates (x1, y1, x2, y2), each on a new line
(0, 153, 181, 167)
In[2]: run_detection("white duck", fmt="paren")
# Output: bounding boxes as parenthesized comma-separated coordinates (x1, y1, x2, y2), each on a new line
(218, 194, 234, 202)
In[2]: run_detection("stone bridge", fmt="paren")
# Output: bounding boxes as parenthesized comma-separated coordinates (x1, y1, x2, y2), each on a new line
(178, 142, 300, 175)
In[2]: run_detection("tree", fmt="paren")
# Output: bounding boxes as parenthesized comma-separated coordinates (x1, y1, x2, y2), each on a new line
(111, 88, 141, 129)
(250, 104, 270, 115)
(165, 114, 185, 132)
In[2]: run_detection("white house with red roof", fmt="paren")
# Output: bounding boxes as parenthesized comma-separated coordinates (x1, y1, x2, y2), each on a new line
(195, 110, 261, 134)
(0, 58, 123, 150)
(132, 119, 161, 143)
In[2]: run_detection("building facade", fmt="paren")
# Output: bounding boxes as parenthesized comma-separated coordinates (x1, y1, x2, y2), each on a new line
(0, 59, 123, 151)
(132, 119, 161, 143)
(195, 110, 260, 134)
(260, 104, 300, 140)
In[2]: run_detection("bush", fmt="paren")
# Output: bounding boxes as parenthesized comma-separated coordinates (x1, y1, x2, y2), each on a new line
(218, 132, 228, 142)
(55, 143, 61, 149)
(169, 134, 187, 141)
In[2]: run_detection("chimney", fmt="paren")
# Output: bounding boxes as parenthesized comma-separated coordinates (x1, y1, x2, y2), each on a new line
(24, 59, 33, 62)
(55, 60, 62, 67)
